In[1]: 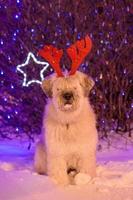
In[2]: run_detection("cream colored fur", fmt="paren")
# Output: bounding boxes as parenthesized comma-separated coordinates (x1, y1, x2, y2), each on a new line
(34, 71, 98, 185)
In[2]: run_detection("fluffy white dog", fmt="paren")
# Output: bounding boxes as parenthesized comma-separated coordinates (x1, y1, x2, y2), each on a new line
(34, 71, 98, 185)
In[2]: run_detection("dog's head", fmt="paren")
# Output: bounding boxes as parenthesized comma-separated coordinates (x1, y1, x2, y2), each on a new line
(39, 36, 93, 117)
(41, 71, 94, 113)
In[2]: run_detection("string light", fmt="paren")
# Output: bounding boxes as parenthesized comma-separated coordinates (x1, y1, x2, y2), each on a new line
(15, 111, 18, 114)
(95, 77, 99, 82)
(15, 14, 19, 19)
(0, 39, 4, 45)
(0, 71, 4, 75)
(8, 56, 11, 61)
(77, 34, 81, 39)
(123, 69, 127, 74)
(4, 98, 7, 102)
(31, 29, 35, 33)
(16, 52, 49, 87)
(57, 12, 60, 17)
(7, 115, 11, 119)
(99, 73, 103, 79)
(16, 128, 19, 132)
(13, 32, 17, 36)
(11, 85, 14, 89)
(66, 42, 70, 46)
(97, 50, 100, 55)
(126, 7, 130, 12)
(121, 90, 125, 96)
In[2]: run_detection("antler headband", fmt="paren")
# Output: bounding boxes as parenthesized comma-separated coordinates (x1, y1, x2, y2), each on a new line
(38, 35, 92, 77)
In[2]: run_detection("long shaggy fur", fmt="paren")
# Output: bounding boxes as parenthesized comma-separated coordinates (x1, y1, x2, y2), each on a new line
(34, 71, 98, 185)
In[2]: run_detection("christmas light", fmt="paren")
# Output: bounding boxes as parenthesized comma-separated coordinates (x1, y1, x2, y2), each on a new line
(16, 128, 19, 132)
(8, 56, 11, 61)
(7, 115, 11, 119)
(52, 41, 56, 44)
(123, 69, 127, 74)
(11, 85, 14, 89)
(66, 42, 70, 46)
(16, 52, 49, 87)
(0, 39, 4, 45)
(97, 50, 100, 55)
(4, 98, 7, 102)
(13, 32, 17, 36)
(31, 29, 35, 32)
(15, 14, 19, 19)
(0, 71, 4, 75)
(99, 74, 103, 79)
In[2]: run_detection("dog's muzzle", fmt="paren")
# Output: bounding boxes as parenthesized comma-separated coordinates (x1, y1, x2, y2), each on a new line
(61, 92, 74, 110)
(62, 92, 74, 102)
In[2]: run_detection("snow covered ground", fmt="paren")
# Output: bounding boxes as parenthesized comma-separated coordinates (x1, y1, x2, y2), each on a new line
(0, 136, 133, 200)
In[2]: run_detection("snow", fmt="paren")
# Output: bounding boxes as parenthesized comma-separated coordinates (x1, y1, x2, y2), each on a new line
(74, 173, 91, 185)
(0, 138, 133, 200)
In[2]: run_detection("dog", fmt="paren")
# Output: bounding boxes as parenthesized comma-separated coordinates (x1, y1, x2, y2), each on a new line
(34, 71, 98, 185)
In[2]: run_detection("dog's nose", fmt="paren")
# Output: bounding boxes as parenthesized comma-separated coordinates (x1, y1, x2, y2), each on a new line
(63, 92, 73, 100)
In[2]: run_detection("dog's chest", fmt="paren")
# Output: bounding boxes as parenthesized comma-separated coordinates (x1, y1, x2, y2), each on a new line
(45, 120, 90, 145)
(44, 117, 97, 156)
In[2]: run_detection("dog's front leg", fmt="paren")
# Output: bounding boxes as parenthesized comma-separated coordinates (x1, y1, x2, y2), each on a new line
(34, 141, 47, 174)
(78, 154, 96, 178)
(47, 156, 69, 186)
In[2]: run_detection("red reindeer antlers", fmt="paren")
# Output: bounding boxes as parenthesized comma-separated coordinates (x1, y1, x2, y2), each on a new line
(67, 35, 92, 75)
(38, 35, 92, 77)
(38, 45, 63, 77)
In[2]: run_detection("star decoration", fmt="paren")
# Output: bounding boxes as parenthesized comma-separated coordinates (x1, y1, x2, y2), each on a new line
(16, 52, 49, 87)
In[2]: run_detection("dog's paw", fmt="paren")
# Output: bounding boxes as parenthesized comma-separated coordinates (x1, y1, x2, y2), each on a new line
(50, 173, 70, 186)
(51, 177, 69, 186)
(74, 173, 91, 185)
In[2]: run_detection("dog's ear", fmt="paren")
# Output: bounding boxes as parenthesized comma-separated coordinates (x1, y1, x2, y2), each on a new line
(41, 79, 53, 98)
(81, 74, 95, 96)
